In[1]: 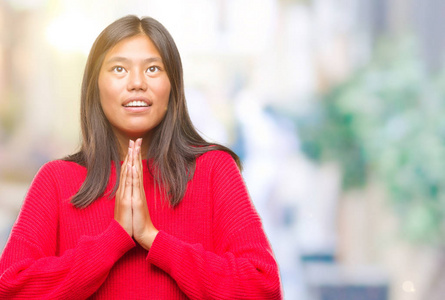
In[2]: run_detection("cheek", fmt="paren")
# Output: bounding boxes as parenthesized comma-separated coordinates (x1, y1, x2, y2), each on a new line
(98, 76, 107, 103)
(157, 81, 171, 108)
(98, 76, 118, 107)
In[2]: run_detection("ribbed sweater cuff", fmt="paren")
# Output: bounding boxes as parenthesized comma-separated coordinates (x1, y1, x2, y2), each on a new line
(146, 230, 181, 273)
(99, 220, 136, 260)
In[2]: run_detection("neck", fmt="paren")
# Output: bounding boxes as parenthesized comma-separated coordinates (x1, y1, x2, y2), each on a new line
(115, 132, 152, 161)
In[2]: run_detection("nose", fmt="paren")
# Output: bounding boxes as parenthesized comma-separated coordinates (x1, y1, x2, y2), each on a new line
(127, 70, 147, 91)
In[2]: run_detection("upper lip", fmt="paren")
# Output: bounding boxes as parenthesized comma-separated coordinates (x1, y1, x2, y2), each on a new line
(122, 97, 152, 107)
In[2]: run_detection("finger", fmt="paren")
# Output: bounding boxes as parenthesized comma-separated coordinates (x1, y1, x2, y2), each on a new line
(119, 148, 131, 191)
(131, 165, 141, 210)
(132, 141, 143, 193)
(136, 138, 142, 149)
(130, 139, 136, 165)
(131, 141, 139, 169)
(115, 162, 133, 236)
(119, 150, 128, 183)
(132, 165, 140, 195)
(132, 164, 147, 210)
(123, 147, 133, 192)
(132, 148, 140, 188)
(136, 153, 144, 192)
(124, 161, 133, 201)
(134, 142, 144, 190)
(116, 150, 129, 198)
(136, 138, 143, 172)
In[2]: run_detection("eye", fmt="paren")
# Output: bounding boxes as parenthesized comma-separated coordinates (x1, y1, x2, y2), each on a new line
(112, 66, 126, 73)
(147, 66, 160, 73)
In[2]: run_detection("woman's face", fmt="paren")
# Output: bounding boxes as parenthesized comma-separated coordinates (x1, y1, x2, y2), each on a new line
(98, 34, 171, 146)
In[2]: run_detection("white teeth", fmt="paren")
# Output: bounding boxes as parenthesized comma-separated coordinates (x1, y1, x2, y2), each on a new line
(125, 101, 149, 107)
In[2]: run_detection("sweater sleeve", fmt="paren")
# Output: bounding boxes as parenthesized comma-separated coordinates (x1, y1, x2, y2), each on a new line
(0, 162, 136, 300)
(147, 151, 282, 299)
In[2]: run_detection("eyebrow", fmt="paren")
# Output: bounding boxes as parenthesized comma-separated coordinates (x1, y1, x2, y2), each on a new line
(104, 56, 163, 65)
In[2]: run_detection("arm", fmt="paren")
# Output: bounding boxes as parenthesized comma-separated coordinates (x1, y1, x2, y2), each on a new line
(146, 151, 282, 299)
(0, 162, 135, 300)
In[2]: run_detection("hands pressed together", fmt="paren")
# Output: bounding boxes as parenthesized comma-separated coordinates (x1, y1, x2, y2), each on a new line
(114, 138, 158, 250)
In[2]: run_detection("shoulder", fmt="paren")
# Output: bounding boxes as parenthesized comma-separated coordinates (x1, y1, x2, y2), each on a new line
(196, 150, 237, 168)
(195, 150, 243, 185)
(38, 159, 86, 174)
(27, 160, 87, 203)
(34, 160, 87, 184)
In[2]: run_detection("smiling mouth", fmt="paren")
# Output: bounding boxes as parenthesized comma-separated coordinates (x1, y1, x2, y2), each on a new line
(124, 100, 150, 107)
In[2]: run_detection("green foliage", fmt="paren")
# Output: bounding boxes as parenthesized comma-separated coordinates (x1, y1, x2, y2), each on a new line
(297, 37, 445, 244)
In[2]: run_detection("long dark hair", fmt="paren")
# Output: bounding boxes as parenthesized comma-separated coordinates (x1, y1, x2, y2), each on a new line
(65, 15, 241, 208)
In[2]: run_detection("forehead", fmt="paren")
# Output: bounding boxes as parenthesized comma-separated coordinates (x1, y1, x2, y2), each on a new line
(103, 34, 162, 62)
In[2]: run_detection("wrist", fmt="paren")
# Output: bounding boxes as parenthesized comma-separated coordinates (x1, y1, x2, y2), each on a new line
(140, 229, 159, 251)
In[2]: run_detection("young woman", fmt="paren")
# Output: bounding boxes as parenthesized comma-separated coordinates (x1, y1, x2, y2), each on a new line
(0, 15, 282, 299)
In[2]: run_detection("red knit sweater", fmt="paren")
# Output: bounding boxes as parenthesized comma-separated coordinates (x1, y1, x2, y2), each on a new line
(0, 151, 282, 299)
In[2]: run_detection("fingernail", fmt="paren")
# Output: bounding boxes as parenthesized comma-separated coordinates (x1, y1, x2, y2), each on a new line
(137, 138, 142, 146)
(136, 147, 140, 154)
(130, 140, 134, 147)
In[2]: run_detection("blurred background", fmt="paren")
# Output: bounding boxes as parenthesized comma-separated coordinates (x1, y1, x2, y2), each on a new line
(0, 0, 444, 299)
